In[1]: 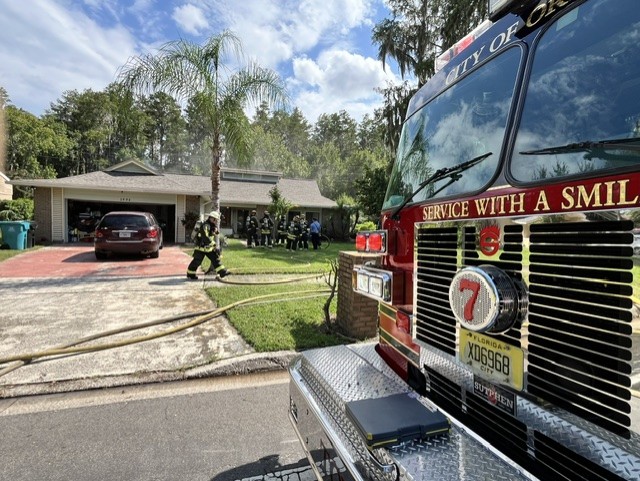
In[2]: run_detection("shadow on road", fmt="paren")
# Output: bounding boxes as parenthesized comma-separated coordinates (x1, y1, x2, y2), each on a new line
(211, 454, 313, 481)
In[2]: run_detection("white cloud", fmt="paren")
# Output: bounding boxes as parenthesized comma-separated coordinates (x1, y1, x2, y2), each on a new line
(290, 49, 396, 122)
(0, 0, 138, 114)
(210, 0, 376, 68)
(204, 0, 389, 121)
(172, 4, 209, 35)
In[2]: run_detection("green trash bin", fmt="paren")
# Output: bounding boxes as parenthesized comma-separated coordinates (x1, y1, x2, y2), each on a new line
(0, 221, 30, 250)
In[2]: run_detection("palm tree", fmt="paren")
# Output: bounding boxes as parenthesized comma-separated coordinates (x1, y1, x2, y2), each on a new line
(117, 30, 287, 213)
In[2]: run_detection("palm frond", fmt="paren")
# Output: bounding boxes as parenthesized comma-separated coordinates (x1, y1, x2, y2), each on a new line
(223, 62, 288, 111)
(219, 99, 253, 163)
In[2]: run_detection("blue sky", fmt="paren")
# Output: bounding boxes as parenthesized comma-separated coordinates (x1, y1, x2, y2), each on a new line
(0, 0, 399, 123)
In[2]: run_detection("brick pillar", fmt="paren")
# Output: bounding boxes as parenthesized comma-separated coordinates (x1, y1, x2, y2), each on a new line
(336, 251, 381, 339)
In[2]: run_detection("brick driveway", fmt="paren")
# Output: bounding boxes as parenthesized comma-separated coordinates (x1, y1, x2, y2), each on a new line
(0, 244, 192, 278)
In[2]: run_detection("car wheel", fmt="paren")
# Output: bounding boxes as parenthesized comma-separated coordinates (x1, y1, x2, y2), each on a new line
(150, 249, 159, 259)
(95, 251, 107, 260)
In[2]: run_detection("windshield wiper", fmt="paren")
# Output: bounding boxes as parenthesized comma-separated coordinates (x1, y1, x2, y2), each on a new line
(390, 151, 492, 220)
(519, 137, 640, 155)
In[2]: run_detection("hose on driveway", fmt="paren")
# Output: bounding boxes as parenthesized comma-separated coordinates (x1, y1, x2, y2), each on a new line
(0, 288, 331, 372)
(0, 270, 334, 379)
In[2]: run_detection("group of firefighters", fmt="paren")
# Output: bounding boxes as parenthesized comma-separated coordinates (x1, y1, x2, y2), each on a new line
(244, 210, 322, 251)
(186, 209, 322, 280)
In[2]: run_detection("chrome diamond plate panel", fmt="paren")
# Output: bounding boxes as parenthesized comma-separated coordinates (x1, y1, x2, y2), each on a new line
(294, 343, 533, 481)
(389, 435, 531, 481)
(299, 344, 409, 403)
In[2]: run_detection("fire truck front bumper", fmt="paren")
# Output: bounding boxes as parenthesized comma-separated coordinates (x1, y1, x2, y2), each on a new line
(288, 343, 535, 481)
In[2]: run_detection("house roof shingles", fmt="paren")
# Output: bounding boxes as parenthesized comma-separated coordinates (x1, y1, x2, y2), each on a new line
(10, 170, 336, 208)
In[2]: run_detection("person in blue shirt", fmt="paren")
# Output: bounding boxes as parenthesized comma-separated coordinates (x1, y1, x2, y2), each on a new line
(310, 217, 321, 250)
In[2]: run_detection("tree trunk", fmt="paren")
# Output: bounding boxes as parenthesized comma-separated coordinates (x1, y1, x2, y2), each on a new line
(210, 134, 222, 212)
(210, 134, 222, 249)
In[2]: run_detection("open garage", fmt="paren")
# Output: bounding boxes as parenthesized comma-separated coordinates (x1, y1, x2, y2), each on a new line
(67, 199, 176, 243)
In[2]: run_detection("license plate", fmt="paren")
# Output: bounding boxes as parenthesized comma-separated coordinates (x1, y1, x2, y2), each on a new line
(459, 328, 524, 391)
(119, 231, 132, 238)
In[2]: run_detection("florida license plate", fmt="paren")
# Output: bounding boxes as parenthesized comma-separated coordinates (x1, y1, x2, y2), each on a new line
(459, 329, 524, 391)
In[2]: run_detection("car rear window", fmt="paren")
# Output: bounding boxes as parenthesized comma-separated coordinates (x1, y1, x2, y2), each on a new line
(100, 215, 149, 228)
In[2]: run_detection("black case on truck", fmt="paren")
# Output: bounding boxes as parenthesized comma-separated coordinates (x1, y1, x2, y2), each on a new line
(345, 393, 450, 449)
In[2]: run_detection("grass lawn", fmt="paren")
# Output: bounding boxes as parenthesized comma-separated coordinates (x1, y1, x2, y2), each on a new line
(207, 283, 344, 352)
(202, 237, 351, 274)
(0, 247, 40, 262)
(196, 238, 356, 352)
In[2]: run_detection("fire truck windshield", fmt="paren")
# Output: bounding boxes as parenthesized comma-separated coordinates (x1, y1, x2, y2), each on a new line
(511, 0, 640, 182)
(390, 151, 492, 219)
(383, 47, 521, 211)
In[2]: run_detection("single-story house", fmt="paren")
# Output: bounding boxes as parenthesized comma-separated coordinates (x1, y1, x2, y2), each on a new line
(9, 160, 337, 244)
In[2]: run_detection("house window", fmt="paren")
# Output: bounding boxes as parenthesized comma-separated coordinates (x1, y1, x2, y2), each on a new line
(220, 206, 231, 228)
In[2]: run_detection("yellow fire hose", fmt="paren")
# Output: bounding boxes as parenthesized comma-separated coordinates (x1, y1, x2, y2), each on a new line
(0, 288, 330, 369)
(0, 269, 334, 380)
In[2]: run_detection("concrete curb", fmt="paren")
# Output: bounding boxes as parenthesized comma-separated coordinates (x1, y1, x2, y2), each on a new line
(186, 350, 299, 377)
(0, 351, 299, 398)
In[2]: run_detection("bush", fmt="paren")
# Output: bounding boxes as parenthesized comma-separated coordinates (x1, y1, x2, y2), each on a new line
(0, 198, 34, 220)
(181, 211, 200, 232)
(355, 221, 377, 232)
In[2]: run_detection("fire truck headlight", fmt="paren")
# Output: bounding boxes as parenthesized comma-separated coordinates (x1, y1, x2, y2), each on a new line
(369, 276, 384, 298)
(352, 267, 394, 303)
(357, 272, 370, 293)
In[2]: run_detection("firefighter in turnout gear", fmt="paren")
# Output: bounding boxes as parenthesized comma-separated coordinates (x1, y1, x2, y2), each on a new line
(260, 211, 274, 248)
(276, 215, 287, 246)
(286, 215, 302, 251)
(245, 209, 260, 248)
(298, 217, 309, 250)
(187, 211, 230, 280)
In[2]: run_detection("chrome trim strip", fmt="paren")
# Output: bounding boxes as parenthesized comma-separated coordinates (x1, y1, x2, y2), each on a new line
(379, 328, 420, 366)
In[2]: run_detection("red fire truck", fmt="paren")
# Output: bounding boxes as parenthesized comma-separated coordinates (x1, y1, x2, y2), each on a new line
(289, 0, 640, 479)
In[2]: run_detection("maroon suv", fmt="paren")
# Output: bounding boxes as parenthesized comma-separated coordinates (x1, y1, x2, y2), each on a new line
(94, 211, 163, 260)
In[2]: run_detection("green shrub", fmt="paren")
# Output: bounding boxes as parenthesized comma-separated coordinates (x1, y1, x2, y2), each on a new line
(181, 211, 200, 233)
(355, 221, 377, 232)
(0, 198, 34, 220)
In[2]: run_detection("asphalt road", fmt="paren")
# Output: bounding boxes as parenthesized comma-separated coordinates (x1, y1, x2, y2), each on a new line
(0, 371, 314, 481)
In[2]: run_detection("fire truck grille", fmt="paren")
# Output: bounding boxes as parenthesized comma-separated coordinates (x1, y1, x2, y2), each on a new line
(415, 224, 524, 355)
(425, 365, 531, 463)
(415, 227, 459, 356)
(416, 219, 635, 443)
(527, 220, 634, 437)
